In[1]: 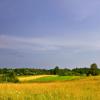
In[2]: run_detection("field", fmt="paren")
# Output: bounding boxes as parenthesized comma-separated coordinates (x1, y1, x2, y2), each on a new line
(18, 75, 54, 82)
(0, 75, 100, 100)
(18, 75, 82, 83)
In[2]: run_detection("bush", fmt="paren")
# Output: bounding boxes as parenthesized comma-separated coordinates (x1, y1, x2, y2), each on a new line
(0, 71, 19, 83)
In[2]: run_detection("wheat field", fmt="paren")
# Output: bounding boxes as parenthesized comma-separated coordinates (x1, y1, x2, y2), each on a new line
(0, 76, 100, 100)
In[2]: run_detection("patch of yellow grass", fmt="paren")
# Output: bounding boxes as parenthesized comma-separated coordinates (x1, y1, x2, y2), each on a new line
(18, 75, 54, 82)
(1, 76, 100, 100)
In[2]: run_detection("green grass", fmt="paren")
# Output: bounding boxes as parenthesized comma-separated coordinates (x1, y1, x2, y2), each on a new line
(28, 75, 83, 83)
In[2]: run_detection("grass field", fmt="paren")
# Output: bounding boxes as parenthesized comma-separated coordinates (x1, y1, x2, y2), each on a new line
(0, 75, 100, 100)
(18, 75, 82, 83)
(27, 75, 82, 82)
(18, 75, 54, 82)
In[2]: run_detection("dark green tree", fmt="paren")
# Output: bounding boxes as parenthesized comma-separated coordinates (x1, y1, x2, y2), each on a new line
(87, 63, 99, 76)
(1, 71, 19, 83)
(53, 66, 59, 75)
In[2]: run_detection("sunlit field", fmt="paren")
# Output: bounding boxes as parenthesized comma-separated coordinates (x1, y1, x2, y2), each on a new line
(18, 75, 82, 83)
(0, 76, 100, 100)
(18, 75, 54, 82)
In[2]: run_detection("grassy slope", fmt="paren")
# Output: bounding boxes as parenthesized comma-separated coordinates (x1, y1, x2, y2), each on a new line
(18, 75, 54, 82)
(28, 75, 83, 82)
(1, 76, 100, 100)
(17, 75, 84, 83)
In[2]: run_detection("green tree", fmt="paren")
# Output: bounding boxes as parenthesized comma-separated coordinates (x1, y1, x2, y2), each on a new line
(88, 63, 99, 76)
(53, 66, 59, 75)
(1, 71, 19, 83)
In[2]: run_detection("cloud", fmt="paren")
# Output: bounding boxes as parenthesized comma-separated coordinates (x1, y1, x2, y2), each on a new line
(0, 35, 100, 53)
(0, 35, 60, 51)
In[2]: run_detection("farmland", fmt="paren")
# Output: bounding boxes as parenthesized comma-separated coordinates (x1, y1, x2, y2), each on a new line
(0, 75, 100, 100)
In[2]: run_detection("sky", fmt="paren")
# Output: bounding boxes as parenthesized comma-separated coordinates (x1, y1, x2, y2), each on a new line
(0, 0, 100, 68)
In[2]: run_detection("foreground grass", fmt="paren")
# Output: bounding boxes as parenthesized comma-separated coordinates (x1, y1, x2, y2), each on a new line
(0, 76, 100, 100)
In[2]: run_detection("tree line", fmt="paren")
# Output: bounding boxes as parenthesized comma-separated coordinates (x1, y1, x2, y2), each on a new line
(0, 63, 99, 82)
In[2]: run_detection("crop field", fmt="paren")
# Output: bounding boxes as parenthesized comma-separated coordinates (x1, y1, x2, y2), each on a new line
(0, 76, 100, 100)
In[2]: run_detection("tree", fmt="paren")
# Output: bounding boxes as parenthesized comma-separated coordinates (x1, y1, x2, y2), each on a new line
(87, 63, 99, 76)
(91, 63, 97, 70)
(53, 66, 59, 75)
(1, 71, 19, 83)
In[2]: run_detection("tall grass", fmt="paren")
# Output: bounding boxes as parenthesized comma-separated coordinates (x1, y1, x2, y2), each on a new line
(0, 76, 100, 100)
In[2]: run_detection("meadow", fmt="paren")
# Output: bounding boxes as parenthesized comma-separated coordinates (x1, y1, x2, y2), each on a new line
(0, 75, 100, 100)
(18, 75, 82, 83)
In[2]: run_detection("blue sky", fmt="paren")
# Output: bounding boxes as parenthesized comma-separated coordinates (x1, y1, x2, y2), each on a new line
(0, 0, 100, 68)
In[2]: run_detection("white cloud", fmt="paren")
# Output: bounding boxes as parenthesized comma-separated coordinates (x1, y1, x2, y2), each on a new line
(0, 35, 100, 52)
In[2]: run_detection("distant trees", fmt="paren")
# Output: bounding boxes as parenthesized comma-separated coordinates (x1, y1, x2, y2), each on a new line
(0, 63, 100, 83)
(90, 63, 97, 70)
(58, 68, 71, 76)
(53, 66, 59, 75)
(72, 68, 90, 76)
(0, 71, 19, 83)
(87, 63, 99, 76)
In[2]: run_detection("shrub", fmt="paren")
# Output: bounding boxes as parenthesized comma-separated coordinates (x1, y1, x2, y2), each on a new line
(0, 71, 19, 83)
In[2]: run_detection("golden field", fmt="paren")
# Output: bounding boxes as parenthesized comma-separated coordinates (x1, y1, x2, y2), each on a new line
(0, 76, 100, 100)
